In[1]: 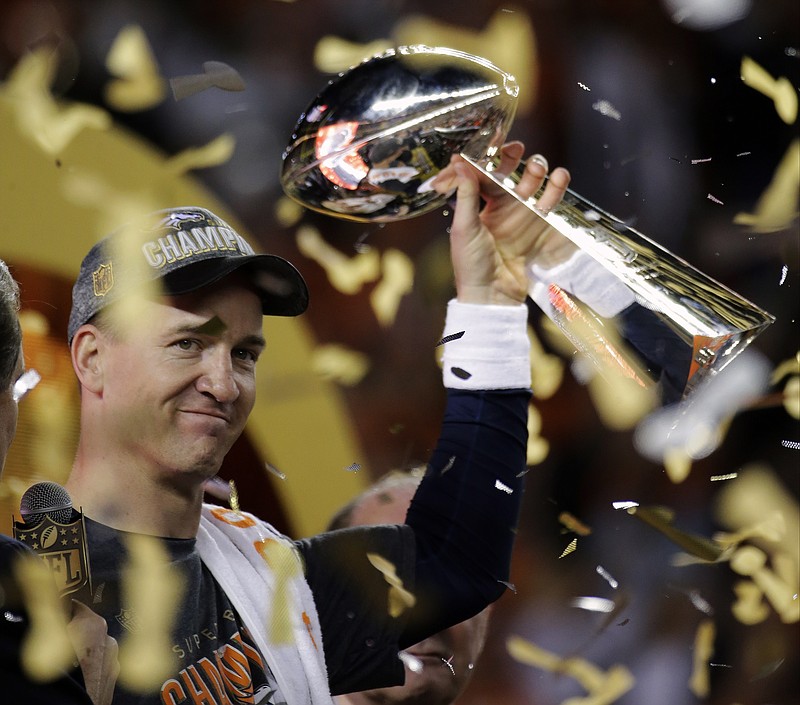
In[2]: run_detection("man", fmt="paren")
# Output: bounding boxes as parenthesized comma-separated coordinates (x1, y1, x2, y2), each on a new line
(328, 468, 490, 705)
(63, 143, 569, 703)
(0, 259, 119, 705)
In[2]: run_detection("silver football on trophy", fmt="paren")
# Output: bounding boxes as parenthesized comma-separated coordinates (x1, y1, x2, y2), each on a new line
(281, 45, 775, 406)
(280, 45, 518, 222)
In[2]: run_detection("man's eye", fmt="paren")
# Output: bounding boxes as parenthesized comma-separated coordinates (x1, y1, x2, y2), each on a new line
(175, 339, 197, 351)
(234, 348, 258, 363)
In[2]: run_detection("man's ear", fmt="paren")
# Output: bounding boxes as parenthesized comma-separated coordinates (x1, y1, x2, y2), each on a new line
(70, 326, 105, 394)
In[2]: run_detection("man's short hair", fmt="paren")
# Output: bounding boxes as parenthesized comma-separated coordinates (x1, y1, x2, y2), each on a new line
(0, 260, 22, 389)
(326, 465, 426, 531)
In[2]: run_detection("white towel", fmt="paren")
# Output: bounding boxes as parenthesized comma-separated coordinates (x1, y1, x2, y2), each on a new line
(197, 504, 333, 705)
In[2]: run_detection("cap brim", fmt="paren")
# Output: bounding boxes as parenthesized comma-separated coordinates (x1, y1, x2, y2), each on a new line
(162, 254, 309, 316)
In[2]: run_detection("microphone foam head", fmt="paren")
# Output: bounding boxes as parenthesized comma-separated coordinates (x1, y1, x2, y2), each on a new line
(20, 481, 73, 525)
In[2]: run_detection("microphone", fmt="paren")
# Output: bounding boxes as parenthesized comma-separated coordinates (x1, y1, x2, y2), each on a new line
(19, 481, 74, 525)
(13, 482, 93, 601)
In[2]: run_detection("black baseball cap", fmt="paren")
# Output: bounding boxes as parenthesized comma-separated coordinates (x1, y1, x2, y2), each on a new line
(68, 206, 308, 343)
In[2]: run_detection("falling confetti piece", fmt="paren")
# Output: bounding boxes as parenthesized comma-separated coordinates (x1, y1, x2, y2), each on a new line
(164, 133, 236, 174)
(495, 479, 514, 494)
(399, 651, 424, 673)
(344, 463, 361, 473)
(596, 565, 619, 589)
(706, 193, 724, 204)
(783, 376, 800, 419)
(170, 61, 245, 101)
(118, 534, 184, 690)
(781, 439, 800, 450)
(5, 48, 112, 154)
(296, 225, 381, 294)
(370, 249, 414, 327)
(559, 511, 592, 536)
(592, 99, 622, 121)
(104, 25, 167, 111)
(731, 580, 770, 624)
(256, 539, 304, 643)
(229, 479, 240, 513)
(729, 545, 799, 622)
(311, 343, 370, 386)
(265, 462, 287, 481)
(367, 553, 416, 618)
(526, 404, 550, 466)
(559, 538, 578, 558)
(578, 82, 592, 91)
(571, 596, 616, 613)
(691, 157, 713, 164)
(627, 505, 724, 561)
(506, 635, 635, 703)
(733, 139, 800, 232)
(689, 619, 716, 697)
(740, 56, 798, 124)
(435, 330, 466, 346)
(779, 265, 788, 285)
(710, 473, 739, 482)
(612, 501, 639, 510)
(12, 553, 74, 682)
(439, 456, 456, 475)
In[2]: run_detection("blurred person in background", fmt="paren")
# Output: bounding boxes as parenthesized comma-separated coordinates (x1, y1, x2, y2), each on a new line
(328, 467, 491, 705)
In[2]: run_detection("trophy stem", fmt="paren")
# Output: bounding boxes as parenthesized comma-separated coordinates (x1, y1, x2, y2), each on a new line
(460, 153, 775, 399)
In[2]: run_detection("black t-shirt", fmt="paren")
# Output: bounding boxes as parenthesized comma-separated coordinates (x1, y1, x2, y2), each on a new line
(82, 517, 413, 704)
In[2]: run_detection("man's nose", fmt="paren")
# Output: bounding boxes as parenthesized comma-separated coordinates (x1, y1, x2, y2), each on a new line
(196, 350, 240, 403)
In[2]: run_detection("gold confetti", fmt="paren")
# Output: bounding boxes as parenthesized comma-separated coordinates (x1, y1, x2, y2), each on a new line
(526, 403, 549, 466)
(104, 25, 167, 111)
(783, 375, 800, 419)
(296, 225, 381, 294)
(313, 36, 393, 73)
(5, 48, 112, 154)
(663, 446, 693, 484)
(628, 505, 724, 562)
(689, 619, 715, 697)
(559, 537, 578, 558)
(740, 56, 798, 124)
(310, 343, 370, 386)
(733, 139, 800, 232)
(229, 479, 240, 513)
(528, 325, 565, 400)
(770, 352, 800, 385)
(164, 133, 236, 174)
(729, 545, 799, 623)
(367, 552, 416, 618)
(713, 510, 786, 549)
(256, 538, 304, 643)
(370, 249, 415, 327)
(12, 552, 74, 682)
(506, 635, 635, 704)
(393, 9, 539, 115)
(731, 580, 770, 624)
(117, 534, 184, 691)
(274, 195, 305, 228)
(169, 61, 245, 101)
(560, 511, 592, 536)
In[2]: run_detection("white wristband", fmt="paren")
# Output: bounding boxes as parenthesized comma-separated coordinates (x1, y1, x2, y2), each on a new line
(529, 249, 635, 318)
(440, 300, 531, 390)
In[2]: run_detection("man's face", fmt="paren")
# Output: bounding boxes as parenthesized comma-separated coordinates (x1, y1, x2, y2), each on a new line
(91, 278, 265, 484)
(347, 481, 491, 705)
(0, 346, 23, 473)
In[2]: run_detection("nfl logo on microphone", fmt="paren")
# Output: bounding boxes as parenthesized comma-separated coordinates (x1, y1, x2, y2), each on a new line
(13, 511, 93, 600)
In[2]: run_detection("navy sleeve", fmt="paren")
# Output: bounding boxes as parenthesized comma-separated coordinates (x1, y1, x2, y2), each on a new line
(401, 387, 530, 646)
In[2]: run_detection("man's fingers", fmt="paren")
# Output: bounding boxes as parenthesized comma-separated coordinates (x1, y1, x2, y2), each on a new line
(536, 166, 571, 213)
